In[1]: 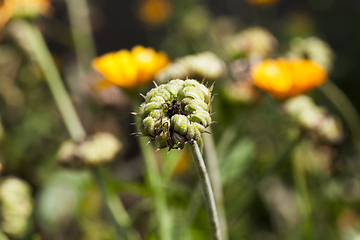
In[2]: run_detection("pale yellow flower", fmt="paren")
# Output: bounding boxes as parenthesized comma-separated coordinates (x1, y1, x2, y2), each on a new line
(92, 45, 170, 89)
(251, 58, 327, 99)
(0, 0, 52, 30)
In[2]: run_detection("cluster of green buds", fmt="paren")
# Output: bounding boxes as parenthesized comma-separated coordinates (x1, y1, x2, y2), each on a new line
(0, 177, 33, 239)
(57, 132, 122, 168)
(155, 52, 226, 83)
(283, 95, 343, 144)
(134, 79, 215, 152)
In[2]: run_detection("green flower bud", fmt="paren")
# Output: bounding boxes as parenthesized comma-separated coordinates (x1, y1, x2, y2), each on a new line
(142, 117, 156, 136)
(136, 79, 214, 152)
(171, 114, 189, 135)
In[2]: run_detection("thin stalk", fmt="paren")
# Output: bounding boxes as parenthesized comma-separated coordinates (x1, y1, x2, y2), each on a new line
(131, 98, 172, 240)
(189, 140, 222, 240)
(292, 153, 312, 239)
(20, 20, 138, 239)
(203, 128, 228, 240)
(64, 0, 96, 71)
(92, 167, 141, 240)
(18, 20, 86, 142)
(318, 81, 360, 156)
(229, 132, 303, 226)
(185, 183, 202, 224)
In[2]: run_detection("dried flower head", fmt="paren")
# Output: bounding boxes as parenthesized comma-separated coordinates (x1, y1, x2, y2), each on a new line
(0, 177, 32, 238)
(287, 37, 335, 71)
(134, 79, 215, 152)
(155, 52, 226, 83)
(57, 132, 122, 168)
(227, 27, 277, 59)
(92, 45, 170, 89)
(251, 58, 327, 99)
(283, 95, 343, 143)
(0, 0, 52, 30)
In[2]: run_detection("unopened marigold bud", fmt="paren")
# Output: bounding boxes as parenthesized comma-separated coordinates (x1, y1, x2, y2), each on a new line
(135, 79, 214, 152)
(57, 132, 122, 167)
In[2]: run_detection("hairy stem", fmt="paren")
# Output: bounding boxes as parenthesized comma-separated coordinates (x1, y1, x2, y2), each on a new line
(189, 140, 222, 240)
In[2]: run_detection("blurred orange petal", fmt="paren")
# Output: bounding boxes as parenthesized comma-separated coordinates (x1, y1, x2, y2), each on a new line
(0, 0, 52, 30)
(137, 0, 172, 26)
(251, 58, 327, 99)
(92, 46, 170, 89)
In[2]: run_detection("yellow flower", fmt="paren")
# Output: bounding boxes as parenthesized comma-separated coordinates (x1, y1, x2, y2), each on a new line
(0, 0, 52, 30)
(246, 0, 279, 6)
(251, 58, 327, 99)
(136, 0, 172, 26)
(92, 45, 170, 89)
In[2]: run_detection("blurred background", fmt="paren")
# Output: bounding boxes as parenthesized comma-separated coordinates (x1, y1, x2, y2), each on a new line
(1, 0, 360, 239)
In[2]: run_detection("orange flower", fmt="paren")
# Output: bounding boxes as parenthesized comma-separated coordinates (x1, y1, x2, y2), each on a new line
(92, 45, 170, 89)
(246, 0, 279, 6)
(0, 0, 52, 30)
(251, 58, 327, 99)
(136, 0, 172, 26)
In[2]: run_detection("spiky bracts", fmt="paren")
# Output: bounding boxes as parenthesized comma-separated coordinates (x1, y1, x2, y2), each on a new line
(133, 79, 215, 152)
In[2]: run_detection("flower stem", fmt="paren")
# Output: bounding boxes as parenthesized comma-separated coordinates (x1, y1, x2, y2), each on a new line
(18, 20, 86, 142)
(292, 150, 312, 238)
(203, 128, 228, 240)
(318, 81, 360, 156)
(131, 98, 172, 240)
(189, 140, 222, 240)
(19, 20, 137, 239)
(92, 167, 141, 240)
(64, 0, 96, 71)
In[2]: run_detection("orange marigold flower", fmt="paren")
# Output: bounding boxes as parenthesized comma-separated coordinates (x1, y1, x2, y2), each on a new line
(251, 58, 327, 99)
(0, 0, 52, 30)
(92, 46, 170, 89)
(246, 0, 279, 6)
(136, 0, 172, 26)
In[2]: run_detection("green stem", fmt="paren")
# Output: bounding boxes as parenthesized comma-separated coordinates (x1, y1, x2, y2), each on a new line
(189, 140, 222, 240)
(229, 132, 303, 226)
(19, 20, 137, 239)
(17, 20, 86, 142)
(292, 151, 312, 238)
(92, 167, 141, 240)
(64, 0, 96, 72)
(203, 128, 228, 240)
(318, 81, 360, 156)
(131, 98, 172, 240)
